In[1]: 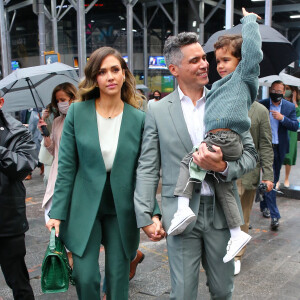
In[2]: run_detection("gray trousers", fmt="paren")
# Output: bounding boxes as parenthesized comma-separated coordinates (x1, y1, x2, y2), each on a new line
(167, 196, 234, 300)
(174, 130, 243, 228)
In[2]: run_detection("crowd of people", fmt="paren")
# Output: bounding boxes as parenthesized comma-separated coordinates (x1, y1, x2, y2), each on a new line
(1, 7, 300, 300)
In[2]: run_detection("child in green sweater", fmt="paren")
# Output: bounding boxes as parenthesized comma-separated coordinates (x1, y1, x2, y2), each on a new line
(168, 8, 263, 264)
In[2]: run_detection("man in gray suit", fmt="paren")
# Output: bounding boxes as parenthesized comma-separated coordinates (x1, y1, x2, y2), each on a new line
(134, 32, 258, 299)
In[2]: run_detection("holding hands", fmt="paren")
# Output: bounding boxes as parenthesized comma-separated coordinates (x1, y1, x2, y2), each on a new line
(142, 216, 166, 242)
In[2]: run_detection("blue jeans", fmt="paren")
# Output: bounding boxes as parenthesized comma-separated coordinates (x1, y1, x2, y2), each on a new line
(260, 145, 281, 219)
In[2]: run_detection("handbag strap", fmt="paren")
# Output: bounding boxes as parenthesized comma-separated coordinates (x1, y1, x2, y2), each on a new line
(49, 228, 56, 251)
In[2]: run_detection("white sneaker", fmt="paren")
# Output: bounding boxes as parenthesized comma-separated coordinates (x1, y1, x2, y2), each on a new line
(167, 207, 196, 236)
(234, 260, 241, 275)
(223, 231, 251, 263)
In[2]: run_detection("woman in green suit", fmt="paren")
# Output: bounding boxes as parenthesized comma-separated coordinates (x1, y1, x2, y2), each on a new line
(46, 47, 162, 300)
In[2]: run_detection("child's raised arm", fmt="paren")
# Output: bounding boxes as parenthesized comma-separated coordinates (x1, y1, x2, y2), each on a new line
(242, 7, 261, 20)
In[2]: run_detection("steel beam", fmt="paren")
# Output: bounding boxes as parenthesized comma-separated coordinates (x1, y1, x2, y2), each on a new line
(157, 1, 173, 24)
(58, 4, 73, 21)
(0, 0, 9, 77)
(199, 0, 204, 45)
(85, 0, 99, 14)
(140, 0, 173, 7)
(147, 5, 159, 29)
(292, 32, 300, 44)
(44, 5, 52, 20)
(133, 12, 143, 29)
(6, 0, 33, 12)
(265, 0, 272, 26)
(143, 3, 148, 87)
(126, 2, 134, 72)
(263, 0, 272, 99)
(38, 0, 46, 65)
(202, 0, 243, 17)
(252, 4, 300, 14)
(173, 0, 178, 36)
(51, 0, 58, 52)
(5, 8, 12, 74)
(67, 0, 77, 9)
(204, 0, 224, 25)
(77, 0, 86, 78)
(225, 0, 233, 29)
(188, 0, 201, 23)
(277, 21, 300, 29)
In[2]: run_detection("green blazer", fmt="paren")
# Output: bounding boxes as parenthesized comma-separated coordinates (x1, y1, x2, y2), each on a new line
(50, 100, 145, 258)
(134, 89, 258, 233)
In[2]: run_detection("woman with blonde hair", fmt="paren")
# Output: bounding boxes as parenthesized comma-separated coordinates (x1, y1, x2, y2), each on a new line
(46, 47, 163, 300)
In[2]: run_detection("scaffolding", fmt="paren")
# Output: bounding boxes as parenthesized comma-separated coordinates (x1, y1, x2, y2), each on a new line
(0, 0, 277, 84)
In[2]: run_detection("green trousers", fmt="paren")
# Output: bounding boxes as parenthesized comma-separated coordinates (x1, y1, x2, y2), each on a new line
(72, 177, 130, 300)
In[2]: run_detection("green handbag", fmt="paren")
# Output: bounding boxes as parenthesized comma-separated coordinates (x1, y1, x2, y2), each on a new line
(41, 228, 75, 293)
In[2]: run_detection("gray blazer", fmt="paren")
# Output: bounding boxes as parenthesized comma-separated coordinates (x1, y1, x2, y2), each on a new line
(134, 89, 258, 233)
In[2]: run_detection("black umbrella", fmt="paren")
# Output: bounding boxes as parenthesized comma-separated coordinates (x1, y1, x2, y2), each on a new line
(203, 24, 299, 84)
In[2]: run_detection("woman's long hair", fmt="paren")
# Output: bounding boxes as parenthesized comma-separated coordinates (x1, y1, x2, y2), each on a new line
(50, 82, 77, 112)
(77, 47, 141, 108)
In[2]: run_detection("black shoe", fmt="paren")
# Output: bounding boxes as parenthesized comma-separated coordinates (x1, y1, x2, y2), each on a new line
(262, 208, 270, 218)
(249, 224, 252, 230)
(271, 218, 279, 230)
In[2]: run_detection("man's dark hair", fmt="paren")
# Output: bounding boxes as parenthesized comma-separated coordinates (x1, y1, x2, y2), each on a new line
(271, 80, 285, 90)
(163, 32, 199, 67)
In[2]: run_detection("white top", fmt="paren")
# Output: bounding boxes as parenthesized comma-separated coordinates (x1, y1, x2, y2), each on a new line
(178, 86, 213, 196)
(178, 87, 206, 147)
(147, 98, 158, 109)
(96, 111, 123, 171)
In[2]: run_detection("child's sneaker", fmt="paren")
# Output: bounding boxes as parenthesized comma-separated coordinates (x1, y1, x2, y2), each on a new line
(167, 207, 196, 236)
(223, 231, 251, 263)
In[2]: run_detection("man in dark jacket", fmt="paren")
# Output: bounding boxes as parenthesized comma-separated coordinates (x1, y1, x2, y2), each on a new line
(259, 80, 299, 230)
(0, 96, 37, 299)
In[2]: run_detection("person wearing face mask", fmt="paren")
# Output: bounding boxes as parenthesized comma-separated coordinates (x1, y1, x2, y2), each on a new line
(38, 82, 77, 224)
(259, 80, 299, 230)
(281, 85, 300, 188)
(38, 82, 77, 267)
(147, 90, 162, 108)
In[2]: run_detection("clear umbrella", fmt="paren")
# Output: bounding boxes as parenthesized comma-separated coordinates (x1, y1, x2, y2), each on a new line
(259, 72, 300, 88)
(0, 62, 79, 113)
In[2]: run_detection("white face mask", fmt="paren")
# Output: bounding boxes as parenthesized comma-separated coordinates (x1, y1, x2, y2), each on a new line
(57, 102, 70, 115)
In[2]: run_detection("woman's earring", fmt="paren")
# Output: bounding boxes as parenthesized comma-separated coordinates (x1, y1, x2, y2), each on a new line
(123, 76, 125, 82)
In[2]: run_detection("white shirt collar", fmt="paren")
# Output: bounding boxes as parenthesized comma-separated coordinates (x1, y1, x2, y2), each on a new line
(177, 85, 206, 103)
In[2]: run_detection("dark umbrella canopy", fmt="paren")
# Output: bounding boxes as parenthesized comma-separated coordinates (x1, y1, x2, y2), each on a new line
(203, 24, 299, 84)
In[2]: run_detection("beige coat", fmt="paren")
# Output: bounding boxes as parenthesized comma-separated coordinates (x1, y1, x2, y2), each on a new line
(42, 115, 65, 208)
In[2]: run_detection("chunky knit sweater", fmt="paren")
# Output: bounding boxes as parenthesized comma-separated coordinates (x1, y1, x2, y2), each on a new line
(204, 14, 263, 135)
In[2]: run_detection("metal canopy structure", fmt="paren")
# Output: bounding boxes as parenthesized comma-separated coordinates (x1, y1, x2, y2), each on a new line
(1, 0, 300, 83)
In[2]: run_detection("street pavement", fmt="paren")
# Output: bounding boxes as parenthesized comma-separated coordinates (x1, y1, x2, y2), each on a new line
(1, 144, 300, 300)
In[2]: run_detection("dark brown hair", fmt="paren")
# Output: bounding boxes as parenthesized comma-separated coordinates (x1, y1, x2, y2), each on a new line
(50, 82, 77, 112)
(77, 47, 141, 108)
(271, 80, 285, 90)
(214, 34, 243, 60)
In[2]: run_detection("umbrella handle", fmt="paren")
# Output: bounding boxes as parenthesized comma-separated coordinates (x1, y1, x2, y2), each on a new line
(40, 125, 50, 137)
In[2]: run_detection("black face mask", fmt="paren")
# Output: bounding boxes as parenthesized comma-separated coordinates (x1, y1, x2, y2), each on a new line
(154, 95, 160, 100)
(269, 93, 283, 103)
